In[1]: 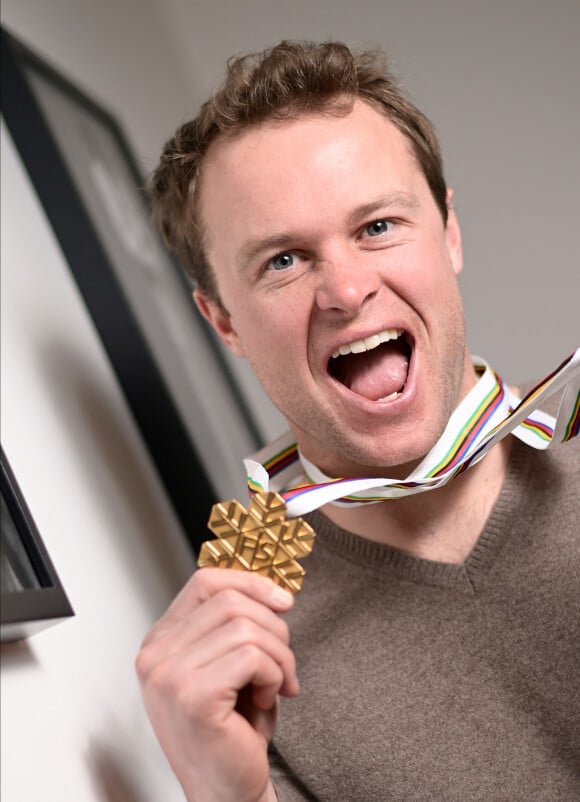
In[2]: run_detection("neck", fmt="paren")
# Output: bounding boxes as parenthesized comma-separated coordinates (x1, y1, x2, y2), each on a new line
(319, 436, 512, 564)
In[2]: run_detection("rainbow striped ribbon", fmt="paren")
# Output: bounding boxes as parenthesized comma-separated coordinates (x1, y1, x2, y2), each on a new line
(244, 349, 580, 517)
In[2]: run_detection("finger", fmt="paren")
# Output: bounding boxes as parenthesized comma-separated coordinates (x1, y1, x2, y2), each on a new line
(236, 686, 279, 732)
(143, 568, 294, 646)
(143, 587, 292, 660)
(190, 617, 299, 698)
(146, 642, 287, 728)
(137, 609, 298, 699)
(191, 567, 296, 609)
(195, 644, 288, 724)
(140, 615, 298, 699)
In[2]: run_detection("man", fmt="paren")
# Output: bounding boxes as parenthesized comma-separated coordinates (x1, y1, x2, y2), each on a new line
(136, 42, 579, 801)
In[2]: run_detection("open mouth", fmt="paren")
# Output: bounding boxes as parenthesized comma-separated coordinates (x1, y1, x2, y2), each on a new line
(328, 328, 412, 402)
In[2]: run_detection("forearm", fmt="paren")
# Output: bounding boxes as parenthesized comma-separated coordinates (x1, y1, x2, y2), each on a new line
(181, 779, 278, 802)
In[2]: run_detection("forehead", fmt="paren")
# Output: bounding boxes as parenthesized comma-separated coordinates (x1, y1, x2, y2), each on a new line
(198, 100, 425, 251)
(204, 100, 415, 182)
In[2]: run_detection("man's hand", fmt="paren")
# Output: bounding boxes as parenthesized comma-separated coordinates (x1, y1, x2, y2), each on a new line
(135, 567, 298, 802)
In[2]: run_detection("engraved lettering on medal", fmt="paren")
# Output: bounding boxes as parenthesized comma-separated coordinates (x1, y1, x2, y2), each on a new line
(197, 491, 316, 593)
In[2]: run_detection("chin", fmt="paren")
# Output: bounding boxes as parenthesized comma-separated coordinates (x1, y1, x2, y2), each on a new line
(303, 420, 441, 479)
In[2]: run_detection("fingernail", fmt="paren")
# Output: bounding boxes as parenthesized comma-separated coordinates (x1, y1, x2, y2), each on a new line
(271, 585, 294, 605)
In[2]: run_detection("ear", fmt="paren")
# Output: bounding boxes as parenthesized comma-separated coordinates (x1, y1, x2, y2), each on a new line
(193, 288, 245, 356)
(445, 188, 463, 276)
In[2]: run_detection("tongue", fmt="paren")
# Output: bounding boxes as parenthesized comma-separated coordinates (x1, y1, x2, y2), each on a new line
(335, 341, 409, 401)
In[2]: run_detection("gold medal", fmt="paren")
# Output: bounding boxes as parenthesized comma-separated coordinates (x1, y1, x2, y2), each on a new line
(197, 491, 316, 593)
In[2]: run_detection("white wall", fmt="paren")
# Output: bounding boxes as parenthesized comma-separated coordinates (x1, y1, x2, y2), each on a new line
(1, 122, 190, 800)
(1, 2, 202, 800)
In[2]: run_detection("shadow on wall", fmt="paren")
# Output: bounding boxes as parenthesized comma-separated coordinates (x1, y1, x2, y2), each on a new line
(87, 742, 143, 802)
(36, 335, 195, 604)
(0, 638, 39, 669)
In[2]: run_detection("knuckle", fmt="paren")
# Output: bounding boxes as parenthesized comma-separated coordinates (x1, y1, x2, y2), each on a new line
(147, 661, 173, 695)
(229, 615, 256, 641)
(218, 587, 243, 611)
(148, 658, 194, 703)
(134, 645, 155, 682)
(135, 648, 192, 702)
(238, 642, 262, 665)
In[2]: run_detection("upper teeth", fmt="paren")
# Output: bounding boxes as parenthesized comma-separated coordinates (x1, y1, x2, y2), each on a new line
(331, 328, 403, 359)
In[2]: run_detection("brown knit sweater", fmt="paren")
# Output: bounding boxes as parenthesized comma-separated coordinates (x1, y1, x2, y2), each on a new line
(269, 437, 580, 800)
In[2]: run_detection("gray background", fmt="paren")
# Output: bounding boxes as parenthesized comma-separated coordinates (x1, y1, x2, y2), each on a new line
(161, 0, 580, 386)
(4, 0, 579, 398)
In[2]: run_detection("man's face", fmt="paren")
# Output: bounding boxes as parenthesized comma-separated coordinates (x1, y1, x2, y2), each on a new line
(196, 100, 475, 478)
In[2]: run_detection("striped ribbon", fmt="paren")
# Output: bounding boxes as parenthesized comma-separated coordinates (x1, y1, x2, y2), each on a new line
(244, 349, 580, 517)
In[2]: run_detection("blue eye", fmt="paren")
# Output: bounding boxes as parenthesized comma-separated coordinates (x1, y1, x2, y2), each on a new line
(268, 252, 295, 271)
(365, 220, 391, 237)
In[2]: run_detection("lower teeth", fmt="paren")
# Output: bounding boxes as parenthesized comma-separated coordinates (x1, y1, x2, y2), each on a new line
(378, 390, 400, 402)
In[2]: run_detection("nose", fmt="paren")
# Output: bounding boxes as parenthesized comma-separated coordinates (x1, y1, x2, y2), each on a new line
(314, 254, 381, 314)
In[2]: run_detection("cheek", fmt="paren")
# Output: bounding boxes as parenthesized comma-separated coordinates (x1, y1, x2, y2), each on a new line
(233, 301, 306, 363)
(400, 241, 461, 300)
(250, 287, 312, 335)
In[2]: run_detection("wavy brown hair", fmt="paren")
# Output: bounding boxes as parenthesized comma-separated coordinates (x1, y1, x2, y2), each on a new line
(148, 41, 448, 305)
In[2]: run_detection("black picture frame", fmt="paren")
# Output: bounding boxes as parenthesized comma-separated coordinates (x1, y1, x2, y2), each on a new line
(1, 447, 75, 642)
(1, 28, 263, 553)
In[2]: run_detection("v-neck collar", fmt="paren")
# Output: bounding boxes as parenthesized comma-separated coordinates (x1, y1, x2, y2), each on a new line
(305, 439, 537, 593)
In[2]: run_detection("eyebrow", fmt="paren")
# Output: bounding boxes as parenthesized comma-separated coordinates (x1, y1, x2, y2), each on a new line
(347, 192, 421, 225)
(238, 191, 421, 267)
